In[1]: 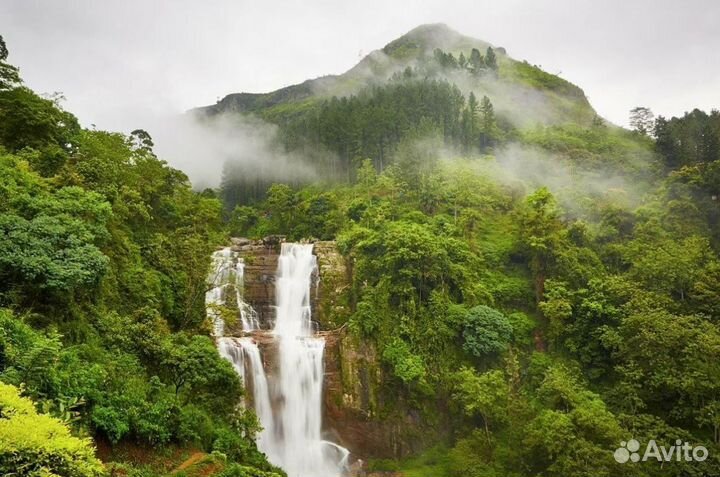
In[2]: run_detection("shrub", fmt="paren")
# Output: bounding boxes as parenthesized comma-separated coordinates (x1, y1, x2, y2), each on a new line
(462, 305, 512, 357)
(0, 382, 104, 476)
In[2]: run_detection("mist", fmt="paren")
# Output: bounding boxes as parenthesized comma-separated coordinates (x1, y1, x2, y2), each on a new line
(148, 112, 321, 190)
(490, 142, 654, 212)
(408, 128, 656, 217)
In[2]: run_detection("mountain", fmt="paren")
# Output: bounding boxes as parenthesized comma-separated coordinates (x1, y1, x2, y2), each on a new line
(194, 23, 595, 127)
(189, 24, 614, 208)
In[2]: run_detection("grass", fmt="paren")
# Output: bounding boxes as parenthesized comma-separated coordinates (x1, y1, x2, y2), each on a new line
(367, 446, 453, 477)
(400, 446, 453, 477)
(502, 59, 584, 98)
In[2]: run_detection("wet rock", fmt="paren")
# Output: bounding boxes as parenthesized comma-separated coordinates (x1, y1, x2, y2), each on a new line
(231, 238, 348, 331)
(230, 237, 252, 247)
(262, 235, 286, 247)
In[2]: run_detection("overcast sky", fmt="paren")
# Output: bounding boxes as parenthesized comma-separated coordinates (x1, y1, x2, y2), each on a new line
(2, 0, 719, 134)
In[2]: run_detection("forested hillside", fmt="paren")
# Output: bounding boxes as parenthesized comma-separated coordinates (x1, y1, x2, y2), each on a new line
(0, 35, 282, 476)
(212, 25, 720, 477)
(199, 24, 598, 207)
(3, 21, 720, 477)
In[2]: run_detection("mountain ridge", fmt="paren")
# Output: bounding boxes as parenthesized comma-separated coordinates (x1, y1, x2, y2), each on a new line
(194, 23, 594, 126)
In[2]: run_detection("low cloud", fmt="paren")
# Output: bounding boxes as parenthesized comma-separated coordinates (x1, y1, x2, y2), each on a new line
(489, 142, 654, 215)
(149, 112, 322, 190)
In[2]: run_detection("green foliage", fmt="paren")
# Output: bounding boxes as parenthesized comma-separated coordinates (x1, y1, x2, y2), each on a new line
(7, 28, 720, 477)
(219, 75, 513, 205)
(461, 306, 513, 357)
(229, 205, 260, 236)
(0, 155, 111, 308)
(453, 368, 509, 433)
(0, 382, 104, 477)
(230, 101, 720, 476)
(506, 312, 535, 348)
(484, 47, 498, 71)
(216, 463, 284, 477)
(382, 337, 426, 384)
(0, 308, 249, 450)
(520, 123, 652, 173)
(629, 106, 655, 136)
(503, 60, 585, 99)
(0, 35, 21, 91)
(0, 39, 272, 475)
(523, 365, 625, 476)
(654, 109, 720, 168)
(0, 87, 80, 154)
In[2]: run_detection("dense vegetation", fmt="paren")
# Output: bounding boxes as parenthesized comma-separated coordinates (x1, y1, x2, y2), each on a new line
(221, 70, 503, 207)
(0, 36, 281, 476)
(4, 21, 720, 477)
(222, 72, 720, 477)
(217, 40, 593, 208)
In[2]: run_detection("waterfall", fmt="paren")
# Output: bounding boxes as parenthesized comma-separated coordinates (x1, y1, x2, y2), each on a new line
(206, 247, 234, 337)
(210, 243, 349, 477)
(219, 336, 276, 445)
(206, 247, 259, 336)
(268, 243, 349, 476)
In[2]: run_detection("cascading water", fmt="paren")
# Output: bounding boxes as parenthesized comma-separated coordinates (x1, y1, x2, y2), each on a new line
(206, 247, 235, 337)
(268, 243, 349, 476)
(209, 244, 349, 477)
(208, 247, 272, 436)
(206, 247, 259, 336)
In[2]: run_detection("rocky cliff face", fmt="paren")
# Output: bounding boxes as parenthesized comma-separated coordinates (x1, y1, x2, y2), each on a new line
(228, 236, 281, 330)
(228, 237, 348, 332)
(228, 237, 437, 460)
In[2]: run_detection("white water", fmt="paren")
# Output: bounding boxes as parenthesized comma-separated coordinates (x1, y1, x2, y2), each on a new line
(267, 243, 349, 476)
(210, 243, 349, 477)
(206, 247, 259, 336)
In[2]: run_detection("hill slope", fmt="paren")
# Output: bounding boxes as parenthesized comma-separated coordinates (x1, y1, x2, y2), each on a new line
(190, 24, 617, 208)
(194, 23, 595, 127)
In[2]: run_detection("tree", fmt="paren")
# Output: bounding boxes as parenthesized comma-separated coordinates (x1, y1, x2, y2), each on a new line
(524, 365, 625, 477)
(0, 35, 21, 90)
(615, 309, 720, 422)
(453, 368, 509, 439)
(462, 305, 513, 357)
(479, 95, 498, 150)
(629, 106, 654, 135)
(691, 261, 720, 316)
(625, 233, 711, 301)
(538, 280, 573, 346)
(0, 36, 7, 60)
(0, 159, 111, 307)
(460, 93, 480, 150)
(229, 205, 259, 236)
(356, 158, 377, 191)
(158, 333, 240, 402)
(129, 128, 155, 153)
(265, 183, 297, 232)
(485, 47, 498, 71)
(653, 109, 720, 168)
(517, 187, 565, 301)
(469, 48, 484, 74)
(0, 87, 80, 152)
(479, 96, 495, 130)
(458, 52, 467, 69)
(0, 382, 104, 477)
(382, 337, 426, 385)
(467, 92, 479, 118)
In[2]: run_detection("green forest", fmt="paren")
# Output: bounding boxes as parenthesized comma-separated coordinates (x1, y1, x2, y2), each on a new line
(3, 20, 720, 477)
